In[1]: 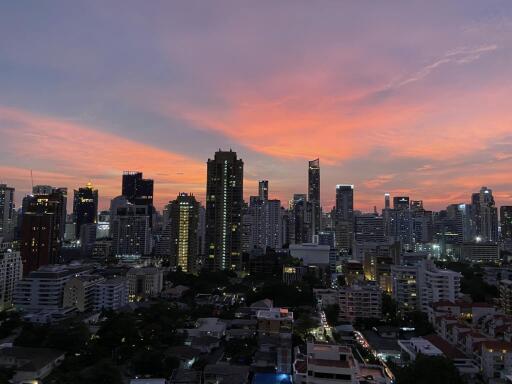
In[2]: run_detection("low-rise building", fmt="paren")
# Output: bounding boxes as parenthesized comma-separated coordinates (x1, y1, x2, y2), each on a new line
(63, 275, 105, 312)
(460, 243, 500, 263)
(127, 266, 163, 301)
(500, 280, 512, 315)
(95, 277, 129, 311)
(293, 342, 390, 384)
(13, 264, 93, 311)
(0, 346, 65, 383)
(256, 307, 294, 337)
(338, 282, 382, 323)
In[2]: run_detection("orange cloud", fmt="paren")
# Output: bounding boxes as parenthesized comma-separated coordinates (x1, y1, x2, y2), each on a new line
(0, 106, 207, 209)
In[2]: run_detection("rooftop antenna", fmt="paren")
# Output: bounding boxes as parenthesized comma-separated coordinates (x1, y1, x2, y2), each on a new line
(30, 169, 34, 191)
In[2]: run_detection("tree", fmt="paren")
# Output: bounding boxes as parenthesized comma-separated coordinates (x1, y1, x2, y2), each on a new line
(396, 355, 463, 384)
(131, 349, 179, 377)
(382, 293, 398, 324)
(324, 304, 340, 326)
(294, 313, 320, 339)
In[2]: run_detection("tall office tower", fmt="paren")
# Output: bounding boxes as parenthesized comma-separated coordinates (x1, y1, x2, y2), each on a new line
(168, 193, 199, 272)
(386, 195, 413, 249)
(393, 196, 410, 210)
(308, 158, 321, 235)
(354, 214, 385, 243)
(0, 184, 15, 241)
(258, 180, 269, 201)
(111, 202, 151, 256)
(444, 204, 474, 244)
(290, 194, 312, 244)
(501, 206, 512, 241)
(472, 187, 499, 243)
(122, 171, 154, 225)
(410, 200, 433, 244)
(205, 150, 244, 271)
(20, 188, 67, 274)
(334, 184, 354, 251)
(73, 182, 98, 239)
(384, 193, 390, 210)
(335, 184, 354, 222)
(247, 197, 283, 251)
(32, 185, 67, 240)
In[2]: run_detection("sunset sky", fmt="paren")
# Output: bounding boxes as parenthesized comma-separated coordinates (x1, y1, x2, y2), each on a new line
(1, 1, 512, 212)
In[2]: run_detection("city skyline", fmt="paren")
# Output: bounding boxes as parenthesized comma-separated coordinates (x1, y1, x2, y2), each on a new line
(1, 1, 512, 211)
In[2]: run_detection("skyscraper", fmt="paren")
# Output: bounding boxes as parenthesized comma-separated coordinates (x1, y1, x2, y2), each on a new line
(500, 206, 512, 241)
(122, 171, 154, 222)
(472, 187, 498, 243)
(73, 182, 98, 239)
(335, 184, 354, 222)
(168, 193, 199, 272)
(0, 184, 15, 241)
(308, 158, 321, 236)
(205, 150, 244, 271)
(21, 187, 67, 273)
(258, 180, 269, 201)
(111, 202, 151, 256)
(243, 182, 283, 252)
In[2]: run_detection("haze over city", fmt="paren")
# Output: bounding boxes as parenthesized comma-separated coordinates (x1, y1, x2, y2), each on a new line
(1, 1, 512, 211)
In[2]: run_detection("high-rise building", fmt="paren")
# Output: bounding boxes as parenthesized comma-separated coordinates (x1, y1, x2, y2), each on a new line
(122, 171, 154, 226)
(308, 158, 321, 236)
(20, 188, 67, 274)
(391, 260, 461, 312)
(205, 150, 244, 270)
(471, 187, 499, 243)
(122, 171, 154, 206)
(354, 214, 385, 243)
(334, 184, 354, 251)
(258, 180, 269, 201)
(384, 193, 390, 210)
(335, 184, 354, 222)
(168, 193, 199, 272)
(73, 182, 98, 239)
(243, 181, 283, 252)
(0, 250, 22, 311)
(290, 194, 312, 244)
(0, 184, 15, 241)
(500, 206, 512, 241)
(111, 202, 151, 256)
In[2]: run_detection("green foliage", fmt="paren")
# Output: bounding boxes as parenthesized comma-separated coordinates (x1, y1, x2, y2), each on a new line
(0, 312, 22, 339)
(382, 293, 398, 324)
(294, 312, 320, 339)
(396, 355, 464, 384)
(131, 349, 179, 377)
(439, 262, 497, 302)
(14, 322, 90, 353)
(247, 281, 315, 307)
(324, 304, 340, 326)
(224, 337, 257, 364)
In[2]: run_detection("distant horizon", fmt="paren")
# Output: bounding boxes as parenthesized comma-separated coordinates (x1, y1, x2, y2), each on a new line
(5, 157, 510, 214)
(1, 1, 512, 212)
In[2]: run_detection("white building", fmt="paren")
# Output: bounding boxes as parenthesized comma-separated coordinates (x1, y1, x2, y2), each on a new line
(0, 250, 22, 311)
(418, 261, 461, 312)
(94, 277, 128, 311)
(13, 265, 92, 311)
(480, 341, 512, 382)
(294, 342, 386, 384)
(126, 267, 163, 301)
(338, 282, 382, 323)
(391, 260, 461, 313)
